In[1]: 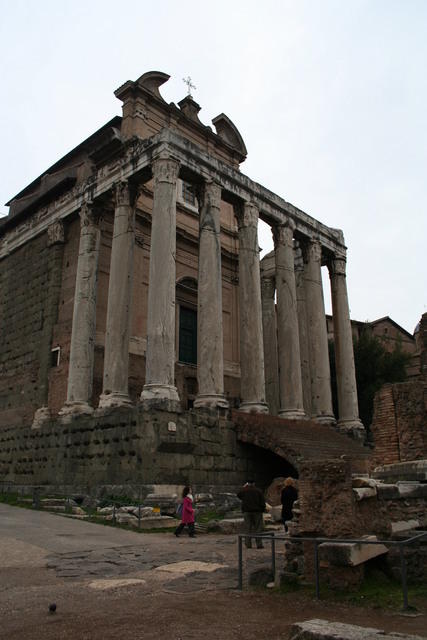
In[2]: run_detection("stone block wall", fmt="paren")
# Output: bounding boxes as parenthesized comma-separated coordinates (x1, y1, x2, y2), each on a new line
(0, 231, 64, 428)
(0, 407, 294, 491)
(371, 382, 427, 466)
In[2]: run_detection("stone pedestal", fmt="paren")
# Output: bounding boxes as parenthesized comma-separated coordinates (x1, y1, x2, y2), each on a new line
(329, 256, 364, 434)
(98, 181, 135, 410)
(141, 156, 180, 409)
(237, 202, 268, 414)
(261, 273, 280, 416)
(303, 240, 335, 424)
(194, 181, 228, 409)
(60, 202, 100, 418)
(273, 221, 305, 419)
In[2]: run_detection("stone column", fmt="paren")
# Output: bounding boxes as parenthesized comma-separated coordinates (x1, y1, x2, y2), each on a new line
(295, 249, 312, 417)
(98, 181, 135, 409)
(60, 202, 100, 417)
(329, 255, 364, 433)
(194, 181, 228, 409)
(237, 202, 268, 413)
(273, 220, 305, 419)
(261, 272, 280, 416)
(141, 155, 181, 408)
(32, 220, 65, 428)
(303, 239, 335, 423)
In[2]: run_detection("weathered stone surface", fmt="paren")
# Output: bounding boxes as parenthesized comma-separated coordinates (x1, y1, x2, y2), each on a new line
(288, 619, 426, 640)
(319, 536, 388, 567)
(373, 460, 427, 483)
(352, 487, 377, 501)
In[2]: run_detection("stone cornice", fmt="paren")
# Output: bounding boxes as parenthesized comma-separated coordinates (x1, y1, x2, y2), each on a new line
(0, 128, 347, 261)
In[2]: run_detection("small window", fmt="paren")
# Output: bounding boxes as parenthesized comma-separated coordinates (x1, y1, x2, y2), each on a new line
(51, 347, 61, 367)
(182, 181, 196, 206)
(179, 307, 197, 365)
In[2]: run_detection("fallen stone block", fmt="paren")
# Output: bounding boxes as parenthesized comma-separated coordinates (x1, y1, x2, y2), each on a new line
(137, 515, 178, 529)
(352, 476, 378, 489)
(397, 482, 427, 499)
(376, 483, 400, 499)
(288, 619, 427, 640)
(319, 536, 388, 567)
(352, 487, 377, 500)
(390, 519, 420, 534)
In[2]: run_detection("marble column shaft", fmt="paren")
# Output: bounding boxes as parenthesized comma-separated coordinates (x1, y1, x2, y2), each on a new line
(295, 253, 312, 417)
(62, 202, 100, 414)
(141, 156, 180, 405)
(99, 181, 135, 408)
(238, 202, 268, 413)
(330, 256, 363, 430)
(304, 239, 335, 423)
(274, 220, 305, 418)
(261, 274, 280, 416)
(194, 181, 228, 409)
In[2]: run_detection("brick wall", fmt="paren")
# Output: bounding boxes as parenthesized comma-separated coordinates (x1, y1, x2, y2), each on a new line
(371, 382, 427, 466)
(0, 232, 64, 428)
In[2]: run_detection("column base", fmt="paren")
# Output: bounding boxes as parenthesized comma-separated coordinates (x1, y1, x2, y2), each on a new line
(193, 394, 229, 410)
(58, 401, 94, 422)
(239, 401, 269, 414)
(97, 392, 133, 411)
(313, 414, 336, 425)
(337, 418, 365, 440)
(31, 406, 51, 430)
(278, 409, 307, 420)
(141, 384, 181, 412)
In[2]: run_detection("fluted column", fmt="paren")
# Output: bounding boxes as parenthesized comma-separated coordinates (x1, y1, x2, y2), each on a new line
(295, 249, 312, 417)
(141, 155, 180, 408)
(237, 202, 268, 413)
(194, 181, 228, 409)
(273, 220, 305, 419)
(329, 255, 364, 433)
(98, 181, 135, 409)
(60, 201, 100, 417)
(261, 272, 280, 415)
(303, 239, 335, 423)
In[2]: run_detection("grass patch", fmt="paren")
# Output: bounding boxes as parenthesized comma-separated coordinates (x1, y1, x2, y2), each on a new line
(197, 509, 226, 524)
(276, 567, 427, 611)
(0, 492, 34, 508)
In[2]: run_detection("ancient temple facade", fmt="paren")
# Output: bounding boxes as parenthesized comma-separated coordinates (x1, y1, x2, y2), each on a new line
(0, 71, 363, 438)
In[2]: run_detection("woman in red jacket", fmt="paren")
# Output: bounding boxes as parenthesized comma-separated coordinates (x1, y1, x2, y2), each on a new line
(174, 486, 195, 538)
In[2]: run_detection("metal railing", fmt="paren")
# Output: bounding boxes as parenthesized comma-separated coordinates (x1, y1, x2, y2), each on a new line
(237, 531, 427, 610)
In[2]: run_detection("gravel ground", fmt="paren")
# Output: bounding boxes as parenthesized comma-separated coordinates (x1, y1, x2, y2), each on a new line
(1, 504, 426, 639)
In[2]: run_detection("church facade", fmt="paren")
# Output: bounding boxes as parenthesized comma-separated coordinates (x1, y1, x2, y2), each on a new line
(0, 71, 364, 489)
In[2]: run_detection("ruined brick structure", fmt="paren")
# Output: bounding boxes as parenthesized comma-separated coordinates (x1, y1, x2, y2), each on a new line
(370, 312, 427, 466)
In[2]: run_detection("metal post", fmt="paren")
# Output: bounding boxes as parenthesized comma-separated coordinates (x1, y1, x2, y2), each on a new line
(238, 535, 243, 590)
(271, 535, 276, 583)
(138, 503, 141, 530)
(399, 545, 409, 610)
(113, 503, 116, 525)
(314, 542, 320, 599)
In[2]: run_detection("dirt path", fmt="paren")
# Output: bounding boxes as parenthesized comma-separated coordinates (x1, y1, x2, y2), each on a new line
(0, 504, 426, 639)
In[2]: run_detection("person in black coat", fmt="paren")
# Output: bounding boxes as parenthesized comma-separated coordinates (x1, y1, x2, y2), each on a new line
(281, 477, 298, 532)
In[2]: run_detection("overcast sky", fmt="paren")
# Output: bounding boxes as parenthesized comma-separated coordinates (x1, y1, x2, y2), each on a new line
(1, 0, 425, 333)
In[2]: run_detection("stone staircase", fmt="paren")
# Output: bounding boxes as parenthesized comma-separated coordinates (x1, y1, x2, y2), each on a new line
(233, 410, 371, 470)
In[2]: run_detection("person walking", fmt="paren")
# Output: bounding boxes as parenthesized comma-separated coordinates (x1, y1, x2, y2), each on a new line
(237, 480, 266, 549)
(281, 477, 298, 532)
(174, 485, 195, 538)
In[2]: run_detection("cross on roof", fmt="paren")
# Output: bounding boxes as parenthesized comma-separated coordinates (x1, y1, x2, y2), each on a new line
(182, 76, 196, 97)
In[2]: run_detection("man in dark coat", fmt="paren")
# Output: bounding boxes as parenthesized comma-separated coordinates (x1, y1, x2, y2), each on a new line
(281, 477, 298, 532)
(237, 480, 266, 549)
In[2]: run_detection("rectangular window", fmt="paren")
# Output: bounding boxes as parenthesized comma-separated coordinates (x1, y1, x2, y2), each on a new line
(179, 306, 197, 365)
(182, 181, 196, 206)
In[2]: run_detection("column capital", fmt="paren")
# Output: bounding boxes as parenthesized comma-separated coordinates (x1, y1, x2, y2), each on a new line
(201, 179, 222, 210)
(303, 238, 322, 264)
(112, 179, 138, 208)
(330, 255, 347, 277)
(238, 201, 259, 230)
(79, 200, 100, 227)
(152, 155, 180, 184)
(272, 218, 295, 249)
(261, 274, 276, 300)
